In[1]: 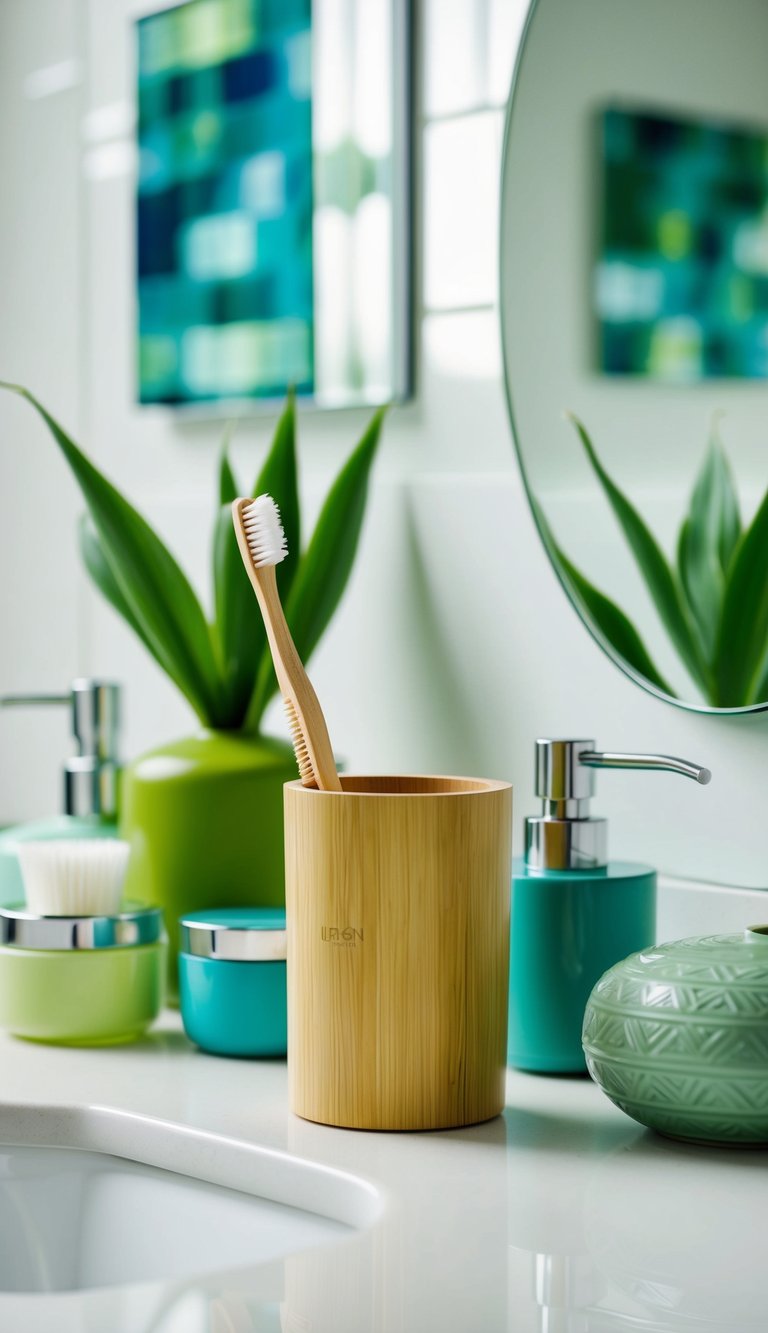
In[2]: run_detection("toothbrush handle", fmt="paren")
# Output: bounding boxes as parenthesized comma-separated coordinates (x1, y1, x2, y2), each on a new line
(252, 566, 342, 793)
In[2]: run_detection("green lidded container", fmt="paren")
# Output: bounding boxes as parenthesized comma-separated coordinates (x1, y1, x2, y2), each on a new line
(583, 926, 768, 1144)
(0, 904, 165, 1045)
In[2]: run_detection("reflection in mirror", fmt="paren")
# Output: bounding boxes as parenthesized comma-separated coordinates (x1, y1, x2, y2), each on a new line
(500, 0, 768, 713)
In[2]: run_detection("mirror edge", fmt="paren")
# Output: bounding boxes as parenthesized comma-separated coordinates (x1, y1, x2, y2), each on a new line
(497, 0, 768, 719)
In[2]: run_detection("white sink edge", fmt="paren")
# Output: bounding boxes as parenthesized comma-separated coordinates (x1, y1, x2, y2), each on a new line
(657, 873, 768, 942)
(0, 1101, 385, 1232)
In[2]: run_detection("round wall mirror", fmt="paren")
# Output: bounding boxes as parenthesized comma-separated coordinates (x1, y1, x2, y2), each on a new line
(500, 0, 768, 714)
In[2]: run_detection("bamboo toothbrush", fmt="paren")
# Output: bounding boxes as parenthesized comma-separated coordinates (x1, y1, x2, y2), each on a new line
(232, 494, 342, 792)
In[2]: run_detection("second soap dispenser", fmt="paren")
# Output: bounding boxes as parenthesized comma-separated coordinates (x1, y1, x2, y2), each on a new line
(508, 738, 710, 1074)
(0, 680, 121, 906)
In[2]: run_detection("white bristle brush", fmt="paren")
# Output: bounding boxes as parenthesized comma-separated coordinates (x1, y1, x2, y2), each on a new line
(232, 494, 342, 792)
(18, 840, 131, 917)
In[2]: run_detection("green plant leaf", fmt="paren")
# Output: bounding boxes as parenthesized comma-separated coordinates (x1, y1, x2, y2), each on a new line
(213, 426, 259, 726)
(245, 405, 386, 729)
(212, 503, 267, 726)
(677, 419, 741, 659)
(1, 382, 223, 724)
(567, 412, 712, 698)
(79, 514, 157, 655)
(218, 425, 239, 506)
(252, 390, 300, 606)
(534, 502, 676, 697)
(213, 394, 301, 729)
(676, 516, 691, 598)
(714, 483, 768, 706)
(751, 654, 768, 709)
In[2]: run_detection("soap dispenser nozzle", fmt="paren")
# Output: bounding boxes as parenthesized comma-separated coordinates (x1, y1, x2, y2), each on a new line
(526, 738, 710, 871)
(0, 679, 121, 819)
(579, 750, 711, 785)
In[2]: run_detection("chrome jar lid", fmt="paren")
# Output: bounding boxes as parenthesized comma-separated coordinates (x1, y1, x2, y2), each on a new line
(0, 903, 163, 951)
(180, 908, 287, 962)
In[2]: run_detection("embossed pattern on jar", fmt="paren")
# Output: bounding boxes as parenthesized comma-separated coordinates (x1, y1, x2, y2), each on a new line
(582, 927, 768, 1145)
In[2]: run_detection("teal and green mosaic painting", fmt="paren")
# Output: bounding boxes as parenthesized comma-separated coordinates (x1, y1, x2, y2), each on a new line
(137, 0, 313, 404)
(596, 105, 768, 382)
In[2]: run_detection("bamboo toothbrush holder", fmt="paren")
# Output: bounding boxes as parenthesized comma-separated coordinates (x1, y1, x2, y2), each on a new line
(285, 774, 512, 1131)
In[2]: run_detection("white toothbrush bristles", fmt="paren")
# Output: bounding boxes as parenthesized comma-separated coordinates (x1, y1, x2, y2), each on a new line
(242, 494, 288, 568)
(284, 697, 315, 786)
(18, 840, 131, 917)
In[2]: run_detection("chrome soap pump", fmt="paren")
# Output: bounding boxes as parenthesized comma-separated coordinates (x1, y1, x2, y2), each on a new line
(0, 680, 121, 905)
(508, 738, 711, 1074)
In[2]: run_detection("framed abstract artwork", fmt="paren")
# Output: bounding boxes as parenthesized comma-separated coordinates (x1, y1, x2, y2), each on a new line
(596, 104, 768, 382)
(136, 0, 411, 408)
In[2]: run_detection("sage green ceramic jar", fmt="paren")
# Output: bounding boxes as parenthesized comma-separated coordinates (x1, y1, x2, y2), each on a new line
(583, 927, 768, 1145)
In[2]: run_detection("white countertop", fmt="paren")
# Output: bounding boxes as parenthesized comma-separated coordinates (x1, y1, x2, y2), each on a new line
(1, 1009, 766, 1333)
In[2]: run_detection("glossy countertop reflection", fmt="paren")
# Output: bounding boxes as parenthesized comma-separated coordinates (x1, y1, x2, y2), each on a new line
(0, 1013, 765, 1332)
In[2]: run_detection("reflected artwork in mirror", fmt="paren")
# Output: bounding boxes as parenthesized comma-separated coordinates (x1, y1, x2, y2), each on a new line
(500, 0, 768, 714)
(597, 105, 768, 382)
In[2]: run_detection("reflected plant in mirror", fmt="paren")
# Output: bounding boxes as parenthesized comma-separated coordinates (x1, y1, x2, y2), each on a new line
(537, 414, 768, 709)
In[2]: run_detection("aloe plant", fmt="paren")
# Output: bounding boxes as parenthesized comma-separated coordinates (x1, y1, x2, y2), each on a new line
(541, 414, 765, 708)
(1, 382, 385, 730)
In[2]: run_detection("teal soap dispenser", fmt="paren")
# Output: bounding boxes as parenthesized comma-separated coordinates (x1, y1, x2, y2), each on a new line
(508, 738, 711, 1074)
(0, 680, 121, 905)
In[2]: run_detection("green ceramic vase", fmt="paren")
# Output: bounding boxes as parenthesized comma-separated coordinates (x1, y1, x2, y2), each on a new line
(583, 927, 768, 1145)
(120, 730, 297, 1001)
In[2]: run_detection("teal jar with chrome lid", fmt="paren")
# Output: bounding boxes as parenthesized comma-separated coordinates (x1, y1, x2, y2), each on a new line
(178, 908, 287, 1058)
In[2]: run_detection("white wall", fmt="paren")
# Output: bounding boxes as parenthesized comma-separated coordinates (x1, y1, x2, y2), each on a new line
(1, 0, 767, 892)
(0, 0, 86, 819)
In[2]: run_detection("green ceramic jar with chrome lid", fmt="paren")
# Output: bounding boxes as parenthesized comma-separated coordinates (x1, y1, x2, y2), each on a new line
(0, 903, 166, 1046)
(583, 926, 768, 1145)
